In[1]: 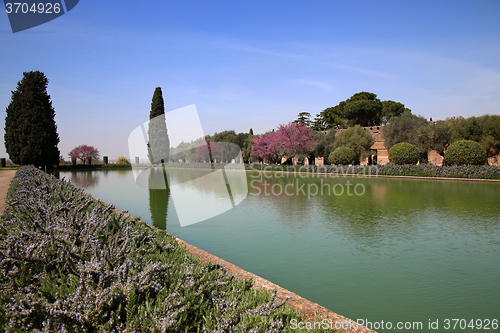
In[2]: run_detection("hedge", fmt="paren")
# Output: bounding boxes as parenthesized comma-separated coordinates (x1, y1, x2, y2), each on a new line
(243, 163, 500, 179)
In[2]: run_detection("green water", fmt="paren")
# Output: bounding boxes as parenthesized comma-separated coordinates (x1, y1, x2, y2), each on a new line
(59, 169, 500, 332)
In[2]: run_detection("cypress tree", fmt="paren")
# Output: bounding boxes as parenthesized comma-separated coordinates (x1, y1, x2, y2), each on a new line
(147, 87, 170, 164)
(4, 71, 60, 168)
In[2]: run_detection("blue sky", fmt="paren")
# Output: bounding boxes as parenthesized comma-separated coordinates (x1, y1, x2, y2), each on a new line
(1, 0, 500, 160)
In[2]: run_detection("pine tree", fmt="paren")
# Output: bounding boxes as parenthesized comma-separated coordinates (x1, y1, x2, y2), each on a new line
(147, 87, 170, 164)
(4, 71, 60, 168)
(294, 112, 312, 127)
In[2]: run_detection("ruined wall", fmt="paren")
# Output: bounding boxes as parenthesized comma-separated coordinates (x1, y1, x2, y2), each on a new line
(428, 150, 444, 166)
(365, 126, 389, 165)
(318, 126, 389, 165)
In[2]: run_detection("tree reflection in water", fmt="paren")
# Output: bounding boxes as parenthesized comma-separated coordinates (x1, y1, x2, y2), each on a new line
(70, 170, 99, 188)
(148, 167, 170, 230)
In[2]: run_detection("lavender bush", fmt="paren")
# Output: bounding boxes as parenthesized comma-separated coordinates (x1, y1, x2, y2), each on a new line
(161, 161, 500, 179)
(0, 166, 329, 332)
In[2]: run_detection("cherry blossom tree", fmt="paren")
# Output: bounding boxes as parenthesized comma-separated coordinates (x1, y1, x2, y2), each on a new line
(250, 131, 281, 164)
(68, 145, 100, 165)
(275, 122, 316, 163)
(251, 123, 317, 164)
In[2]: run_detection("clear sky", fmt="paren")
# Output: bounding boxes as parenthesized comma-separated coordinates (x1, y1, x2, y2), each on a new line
(1, 0, 500, 160)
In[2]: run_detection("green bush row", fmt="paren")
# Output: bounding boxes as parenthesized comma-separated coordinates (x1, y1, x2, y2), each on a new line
(0, 166, 329, 332)
(244, 163, 500, 179)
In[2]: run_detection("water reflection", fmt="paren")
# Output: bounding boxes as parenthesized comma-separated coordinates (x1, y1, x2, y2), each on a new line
(69, 171, 99, 188)
(115, 169, 130, 179)
(148, 168, 170, 231)
(166, 168, 248, 227)
(247, 173, 315, 228)
(246, 172, 500, 247)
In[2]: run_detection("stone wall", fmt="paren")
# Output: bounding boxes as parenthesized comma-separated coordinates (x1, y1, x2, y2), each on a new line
(428, 150, 444, 166)
(317, 126, 389, 165)
(488, 155, 500, 166)
(365, 126, 389, 165)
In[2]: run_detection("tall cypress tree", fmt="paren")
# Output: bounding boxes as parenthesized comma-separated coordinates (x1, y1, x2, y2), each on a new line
(147, 87, 170, 164)
(4, 71, 60, 168)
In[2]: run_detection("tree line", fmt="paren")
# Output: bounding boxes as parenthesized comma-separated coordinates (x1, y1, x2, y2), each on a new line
(4, 71, 499, 167)
(249, 91, 500, 165)
(124, 90, 500, 165)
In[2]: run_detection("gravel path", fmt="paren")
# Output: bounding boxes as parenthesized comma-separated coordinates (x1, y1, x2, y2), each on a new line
(0, 169, 17, 215)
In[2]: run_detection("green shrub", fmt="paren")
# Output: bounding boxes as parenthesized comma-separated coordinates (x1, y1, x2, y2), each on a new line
(388, 142, 419, 165)
(334, 125, 374, 163)
(328, 147, 356, 165)
(115, 156, 131, 165)
(445, 140, 487, 165)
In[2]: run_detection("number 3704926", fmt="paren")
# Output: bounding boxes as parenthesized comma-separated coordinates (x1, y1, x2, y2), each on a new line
(5, 3, 61, 14)
(444, 319, 498, 330)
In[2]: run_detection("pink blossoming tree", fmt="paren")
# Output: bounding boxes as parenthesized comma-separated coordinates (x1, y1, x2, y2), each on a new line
(249, 131, 281, 164)
(68, 145, 100, 165)
(251, 122, 317, 164)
